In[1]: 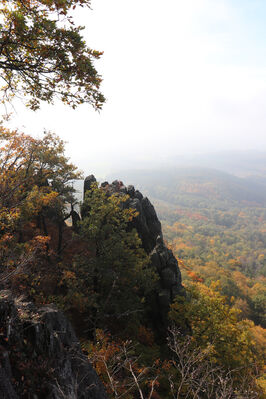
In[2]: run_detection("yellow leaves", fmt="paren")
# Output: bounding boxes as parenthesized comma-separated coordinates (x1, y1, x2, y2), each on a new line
(62, 270, 76, 281)
(170, 281, 263, 371)
(257, 376, 266, 396)
(42, 191, 58, 206)
(0, 128, 83, 293)
(0, 207, 21, 225)
(24, 186, 59, 217)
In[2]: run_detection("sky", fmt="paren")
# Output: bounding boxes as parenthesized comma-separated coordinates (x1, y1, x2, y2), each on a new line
(4, 0, 266, 177)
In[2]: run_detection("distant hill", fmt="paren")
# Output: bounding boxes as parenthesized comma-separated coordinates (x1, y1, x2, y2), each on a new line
(169, 151, 266, 178)
(108, 167, 266, 208)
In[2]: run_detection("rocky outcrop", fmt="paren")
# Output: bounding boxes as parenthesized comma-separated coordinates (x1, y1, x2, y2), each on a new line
(0, 291, 108, 399)
(83, 176, 184, 328)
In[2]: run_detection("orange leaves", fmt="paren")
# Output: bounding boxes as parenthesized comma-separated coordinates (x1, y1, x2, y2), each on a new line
(29, 235, 50, 250)
(86, 330, 161, 398)
(186, 270, 203, 283)
(61, 270, 76, 281)
(177, 258, 203, 283)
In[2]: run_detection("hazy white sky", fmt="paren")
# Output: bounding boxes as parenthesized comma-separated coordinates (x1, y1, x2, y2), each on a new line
(4, 0, 266, 176)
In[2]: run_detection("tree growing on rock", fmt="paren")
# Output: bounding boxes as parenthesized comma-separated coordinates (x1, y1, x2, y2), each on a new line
(77, 183, 157, 334)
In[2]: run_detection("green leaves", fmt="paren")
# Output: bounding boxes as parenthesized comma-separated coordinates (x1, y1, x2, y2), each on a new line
(0, 0, 105, 110)
(169, 282, 262, 371)
(77, 184, 157, 332)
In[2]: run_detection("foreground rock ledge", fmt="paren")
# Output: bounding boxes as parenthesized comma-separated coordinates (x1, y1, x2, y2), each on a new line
(0, 291, 108, 399)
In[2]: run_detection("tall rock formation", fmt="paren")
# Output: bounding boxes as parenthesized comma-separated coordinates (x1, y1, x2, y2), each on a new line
(83, 175, 184, 328)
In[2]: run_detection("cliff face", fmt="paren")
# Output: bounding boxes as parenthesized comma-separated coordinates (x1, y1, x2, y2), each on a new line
(0, 291, 108, 399)
(84, 175, 184, 326)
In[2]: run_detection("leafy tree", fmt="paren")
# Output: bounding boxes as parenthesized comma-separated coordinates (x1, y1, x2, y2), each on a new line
(0, 127, 81, 283)
(166, 327, 262, 399)
(0, 127, 81, 223)
(250, 283, 266, 327)
(169, 282, 263, 372)
(77, 184, 157, 333)
(0, 0, 105, 110)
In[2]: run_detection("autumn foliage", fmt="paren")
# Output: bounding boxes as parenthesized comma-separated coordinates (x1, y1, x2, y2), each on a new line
(0, 0, 105, 110)
(0, 127, 81, 286)
(0, 127, 265, 397)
